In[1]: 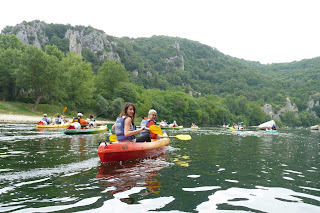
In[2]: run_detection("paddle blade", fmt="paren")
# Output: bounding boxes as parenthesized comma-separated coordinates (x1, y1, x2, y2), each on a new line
(174, 135, 192, 140)
(63, 107, 67, 113)
(109, 135, 117, 142)
(148, 125, 163, 135)
(107, 125, 113, 130)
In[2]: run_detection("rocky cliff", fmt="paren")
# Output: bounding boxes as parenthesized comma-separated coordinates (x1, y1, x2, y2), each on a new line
(263, 96, 320, 121)
(3, 20, 121, 62)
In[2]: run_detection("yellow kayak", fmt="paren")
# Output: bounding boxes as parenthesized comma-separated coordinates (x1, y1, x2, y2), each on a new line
(36, 122, 70, 128)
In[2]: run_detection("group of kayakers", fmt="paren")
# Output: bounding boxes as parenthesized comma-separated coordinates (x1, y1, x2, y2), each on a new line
(159, 120, 179, 128)
(40, 113, 96, 129)
(39, 102, 190, 142)
(40, 114, 68, 125)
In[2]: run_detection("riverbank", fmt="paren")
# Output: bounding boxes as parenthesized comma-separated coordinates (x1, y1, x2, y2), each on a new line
(0, 114, 114, 125)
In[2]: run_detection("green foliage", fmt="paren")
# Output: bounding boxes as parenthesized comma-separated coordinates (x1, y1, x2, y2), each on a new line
(16, 45, 62, 110)
(313, 105, 320, 118)
(0, 34, 25, 50)
(45, 44, 64, 61)
(95, 61, 129, 100)
(280, 111, 301, 127)
(0, 46, 22, 101)
(61, 52, 95, 111)
(298, 111, 319, 127)
(48, 36, 69, 53)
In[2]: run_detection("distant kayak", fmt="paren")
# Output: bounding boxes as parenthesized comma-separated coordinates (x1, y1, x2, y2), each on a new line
(64, 125, 108, 135)
(161, 126, 183, 130)
(36, 122, 70, 128)
(191, 126, 199, 129)
(229, 127, 244, 131)
(266, 129, 277, 133)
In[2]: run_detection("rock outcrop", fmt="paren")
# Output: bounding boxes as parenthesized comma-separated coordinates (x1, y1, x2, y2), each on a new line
(165, 55, 184, 70)
(13, 21, 48, 49)
(5, 20, 121, 62)
(262, 97, 299, 121)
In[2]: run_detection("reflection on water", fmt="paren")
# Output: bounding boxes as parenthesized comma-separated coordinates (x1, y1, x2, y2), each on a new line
(0, 124, 319, 212)
(97, 153, 172, 196)
(197, 186, 320, 213)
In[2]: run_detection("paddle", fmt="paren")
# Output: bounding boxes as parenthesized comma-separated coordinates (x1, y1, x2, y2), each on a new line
(63, 107, 67, 114)
(108, 125, 191, 141)
(109, 134, 191, 141)
(159, 134, 192, 140)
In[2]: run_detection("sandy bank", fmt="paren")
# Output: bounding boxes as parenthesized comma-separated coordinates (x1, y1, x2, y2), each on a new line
(0, 114, 114, 125)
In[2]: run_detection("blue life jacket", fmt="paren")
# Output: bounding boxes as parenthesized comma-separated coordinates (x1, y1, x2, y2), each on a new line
(55, 118, 62, 124)
(42, 117, 49, 123)
(140, 119, 153, 136)
(115, 116, 136, 141)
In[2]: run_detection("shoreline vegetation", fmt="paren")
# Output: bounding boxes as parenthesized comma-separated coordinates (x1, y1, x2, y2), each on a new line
(0, 114, 114, 125)
(0, 101, 114, 125)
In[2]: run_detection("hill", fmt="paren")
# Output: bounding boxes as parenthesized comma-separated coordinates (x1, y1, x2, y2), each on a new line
(1, 20, 319, 127)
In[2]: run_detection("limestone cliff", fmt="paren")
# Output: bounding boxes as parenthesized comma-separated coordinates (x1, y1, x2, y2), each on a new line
(3, 20, 120, 61)
(263, 96, 319, 120)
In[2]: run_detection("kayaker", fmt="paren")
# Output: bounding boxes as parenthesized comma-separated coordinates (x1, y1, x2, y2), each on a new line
(191, 122, 196, 127)
(159, 120, 168, 127)
(112, 102, 146, 142)
(61, 116, 68, 123)
(41, 114, 51, 125)
(55, 114, 63, 124)
(170, 120, 178, 127)
(88, 114, 97, 128)
(139, 109, 158, 142)
(72, 113, 89, 129)
(271, 124, 277, 130)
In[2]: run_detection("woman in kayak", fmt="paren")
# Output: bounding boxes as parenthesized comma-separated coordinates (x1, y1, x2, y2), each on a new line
(113, 102, 146, 142)
(139, 109, 158, 142)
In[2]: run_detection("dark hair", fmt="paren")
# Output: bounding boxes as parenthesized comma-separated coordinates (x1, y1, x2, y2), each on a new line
(90, 114, 94, 119)
(119, 102, 136, 122)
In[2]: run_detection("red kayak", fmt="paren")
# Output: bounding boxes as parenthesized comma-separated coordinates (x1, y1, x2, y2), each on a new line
(97, 135, 170, 163)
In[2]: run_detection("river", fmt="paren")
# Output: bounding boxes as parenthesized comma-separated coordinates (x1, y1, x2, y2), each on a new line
(0, 123, 319, 212)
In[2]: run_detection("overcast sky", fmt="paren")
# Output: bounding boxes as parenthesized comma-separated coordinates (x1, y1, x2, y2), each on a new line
(1, 0, 320, 64)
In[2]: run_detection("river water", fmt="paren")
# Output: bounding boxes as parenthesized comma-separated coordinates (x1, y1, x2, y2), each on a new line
(0, 123, 319, 212)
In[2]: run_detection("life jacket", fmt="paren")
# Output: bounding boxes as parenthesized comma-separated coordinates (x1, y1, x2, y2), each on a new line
(42, 117, 49, 124)
(73, 117, 86, 128)
(73, 117, 80, 123)
(115, 116, 136, 141)
(140, 118, 153, 136)
(55, 118, 62, 124)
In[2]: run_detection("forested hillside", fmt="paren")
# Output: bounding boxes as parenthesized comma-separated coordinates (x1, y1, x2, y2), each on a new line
(0, 20, 319, 127)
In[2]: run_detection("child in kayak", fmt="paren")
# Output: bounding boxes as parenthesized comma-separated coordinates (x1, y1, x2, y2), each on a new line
(88, 114, 97, 128)
(112, 102, 146, 142)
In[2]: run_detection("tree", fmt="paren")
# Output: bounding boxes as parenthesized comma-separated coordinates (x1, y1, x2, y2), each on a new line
(61, 52, 95, 110)
(16, 45, 61, 110)
(114, 82, 138, 103)
(45, 44, 64, 61)
(95, 61, 129, 100)
(280, 111, 301, 127)
(0, 48, 22, 101)
(0, 34, 25, 50)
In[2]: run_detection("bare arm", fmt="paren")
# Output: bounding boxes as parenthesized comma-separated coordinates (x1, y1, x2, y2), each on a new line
(124, 117, 145, 137)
